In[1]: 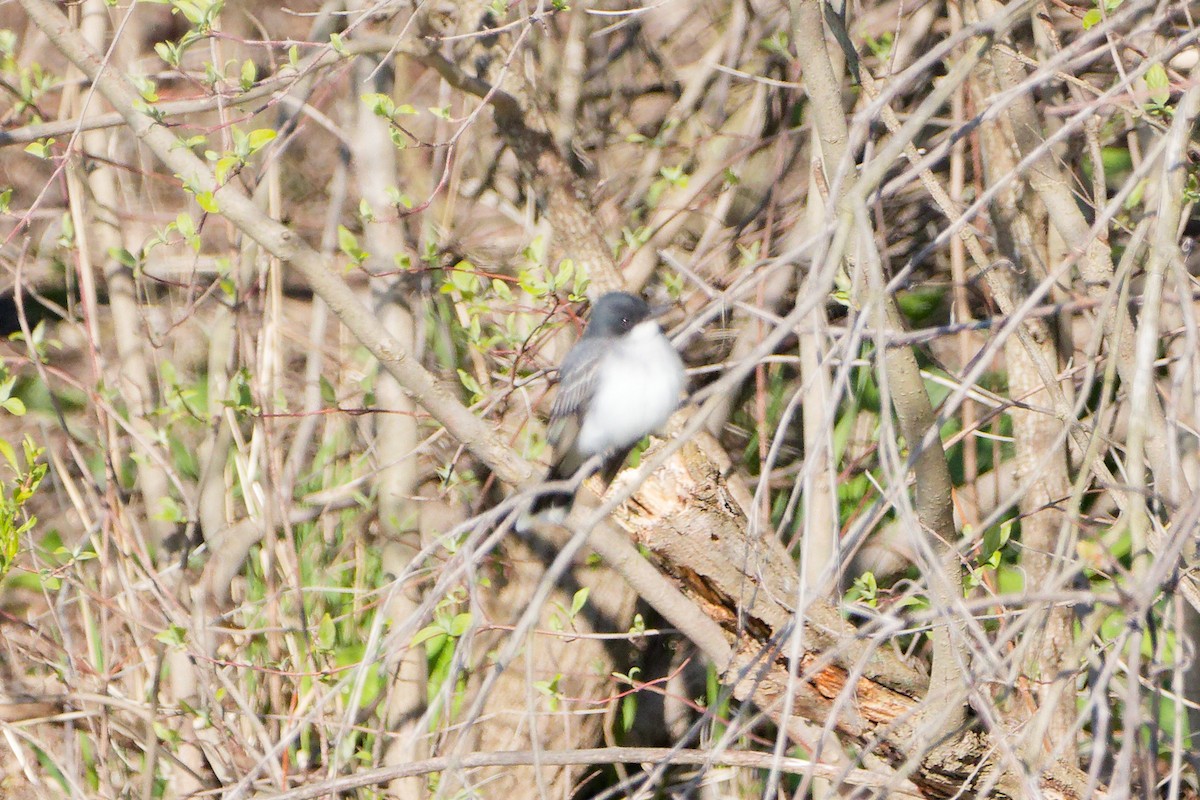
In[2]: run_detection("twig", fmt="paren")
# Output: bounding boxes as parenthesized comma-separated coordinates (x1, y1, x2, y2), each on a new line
(250, 746, 921, 800)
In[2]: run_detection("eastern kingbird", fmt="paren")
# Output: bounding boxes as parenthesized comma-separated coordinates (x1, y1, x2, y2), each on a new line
(519, 291, 685, 530)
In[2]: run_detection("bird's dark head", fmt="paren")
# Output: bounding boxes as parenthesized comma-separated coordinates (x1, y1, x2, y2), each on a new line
(583, 292, 653, 338)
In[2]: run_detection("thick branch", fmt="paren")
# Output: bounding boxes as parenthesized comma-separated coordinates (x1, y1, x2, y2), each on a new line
(258, 746, 922, 800)
(790, 0, 967, 737)
(615, 432, 1101, 799)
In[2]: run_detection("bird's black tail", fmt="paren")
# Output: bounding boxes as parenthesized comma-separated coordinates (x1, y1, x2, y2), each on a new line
(527, 485, 575, 523)
(518, 445, 635, 532)
(518, 459, 577, 531)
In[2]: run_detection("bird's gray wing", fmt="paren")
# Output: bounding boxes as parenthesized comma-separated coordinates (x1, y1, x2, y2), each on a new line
(547, 340, 604, 449)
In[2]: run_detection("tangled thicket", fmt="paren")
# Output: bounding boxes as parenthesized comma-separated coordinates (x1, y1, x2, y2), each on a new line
(1, 0, 1199, 798)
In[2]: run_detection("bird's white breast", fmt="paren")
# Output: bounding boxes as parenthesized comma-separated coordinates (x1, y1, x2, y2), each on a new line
(575, 320, 684, 456)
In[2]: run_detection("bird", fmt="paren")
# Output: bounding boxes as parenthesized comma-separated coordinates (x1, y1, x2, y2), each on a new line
(518, 291, 685, 531)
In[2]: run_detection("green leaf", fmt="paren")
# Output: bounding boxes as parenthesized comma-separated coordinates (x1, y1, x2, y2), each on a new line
(1099, 146, 1132, 173)
(362, 92, 395, 118)
(155, 623, 188, 647)
(154, 41, 178, 67)
(337, 225, 367, 263)
(153, 721, 182, 744)
(319, 376, 337, 405)
(214, 155, 239, 184)
(456, 369, 482, 398)
(517, 269, 545, 296)
(659, 164, 688, 187)
(847, 571, 878, 607)
(981, 518, 1013, 562)
(385, 186, 413, 209)
(570, 587, 589, 617)
(239, 58, 256, 90)
(154, 496, 185, 523)
(195, 192, 219, 213)
(553, 259, 574, 291)
(759, 29, 789, 55)
(172, 0, 203, 25)
(133, 98, 165, 123)
(317, 613, 336, 651)
(411, 624, 446, 649)
(896, 286, 945, 323)
(110, 248, 138, 269)
(621, 693, 636, 732)
(0, 439, 16, 472)
(1145, 62, 1170, 106)
(533, 674, 563, 711)
(131, 74, 159, 103)
(447, 612, 472, 637)
(1, 397, 25, 416)
(864, 32, 894, 60)
(1081, 8, 1102, 28)
(0, 188, 10, 214)
(246, 128, 276, 153)
(23, 140, 52, 159)
(997, 564, 1024, 594)
(175, 212, 195, 239)
(448, 260, 478, 294)
(1124, 178, 1147, 210)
